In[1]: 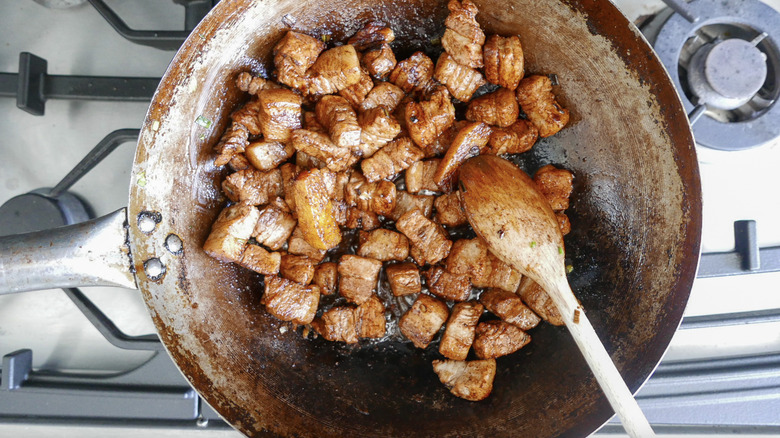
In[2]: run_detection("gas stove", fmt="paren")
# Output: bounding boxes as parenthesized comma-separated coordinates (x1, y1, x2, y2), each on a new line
(1, 0, 779, 436)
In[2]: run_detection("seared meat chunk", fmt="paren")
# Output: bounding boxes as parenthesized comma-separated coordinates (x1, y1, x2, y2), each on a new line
(288, 225, 327, 263)
(434, 191, 467, 227)
(291, 129, 354, 172)
(262, 275, 320, 325)
(533, 164, 573, 211)
(280, 163, 301, 211)
(385, 262, 422, 296)
(483, 35, 524, 90)
(236, 71, 278, 95)
(432, 358, 496, 401)
(291, 168, 342, 250)
(423, 121, 461, 158)
(273, 31, 326, 90)
(296, 150, 328, 169)
(406, 159, 450, 194)
(303, 110, 326, 133)
(312, 307, 358, 343)
(473, 320, 530, 359)
(396, 209, 453, 265)
(357, 107, 402, 158)
(222, 168, 283, 206)
(313, 262, 338, 295)
(406, 86, 456, 149)
(474, 251, 522, 292)
(356, 295, 386, 338)
(517, 276, 564, 326)
(230, 98, 263, 136)
(238, 244, 281, 275)
(479, 288, 540, 330)
(361, 137, 424, 183)
(387, 191, 435, 221)
(279, 253, 315, 285)
(339, 69, 374, 109)
(338, 254, 382, 305)
(258, 88, 303, 143)
(316, 95, 362, 148)
(214, 123, 249, 167)
(486, 119, 538, 155)
(399, 294, 449, 348)
(360, 81, 405, 112)
(434, 121, 491, 187)
(252, 199, 297, 250)
(348, 22, 395, 50)
(245, 140, 295, 171)
(389, 52, 434, 93)
(308, 45, 363, 95)
(357, 229, 410, 261)
(344, 172, 396, 216)
(466, 88, 519, 128)
(439, 301, 484, 360)
(446, 238, 521, 292)
(556, 212, 571, 235)
(362, 43, 397, 79)
(345, 207, 381, 230)
(515, 75, 569, 138)
(228, 154, 251, 172)
(434, 52, 486, 102)
(441, 0, 485, 69)
(425, 265, 472, 302)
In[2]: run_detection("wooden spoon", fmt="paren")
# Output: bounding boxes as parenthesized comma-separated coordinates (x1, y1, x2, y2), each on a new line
(459, 155, 656, 438)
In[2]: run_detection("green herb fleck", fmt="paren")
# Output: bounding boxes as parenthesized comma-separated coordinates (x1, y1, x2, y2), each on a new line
(529, 241, 537, 248)
(558, 246, 564, 255)
(321, 34, 331, 43)
(195, 115, 212, 129)
(429, 36, 441, 45)
(566, 264, 574, 274)
(199, 133, 206, 141)
(136, 171, 147, 187)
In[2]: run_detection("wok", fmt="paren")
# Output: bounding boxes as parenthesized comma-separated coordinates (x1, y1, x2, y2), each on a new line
(0, 0, 701, 436)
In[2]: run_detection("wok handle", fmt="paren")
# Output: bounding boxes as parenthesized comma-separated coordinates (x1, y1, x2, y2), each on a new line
(0, 208, 137, 294)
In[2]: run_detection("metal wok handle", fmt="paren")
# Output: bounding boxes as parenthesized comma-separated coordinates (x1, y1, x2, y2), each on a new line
(0, 208, 137, 294)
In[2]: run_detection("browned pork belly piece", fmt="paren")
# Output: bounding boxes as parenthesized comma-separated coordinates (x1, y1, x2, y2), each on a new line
(214, 122, 249, 167)
(280, 163, 301, 211)
(360, 81, 405, 112)
(356, 295, 386, 339)
(230, 98, 263, 135)
(483, 35, 524, 90)
(273, 31, 326, 90)
(236, 71, 279, 95)
(257, 88, 303, 143)
(296, 150, 329, 169)
(396, 209, 453, 265)
(439, 301, 484, 360)
(252, 199, 297, 250)
(338, 68, 374, 109)
(441, 0, 485, 69)
(387, 191, 435, 221)
(486, 119, 538, 155)
(517, 276, 564, 326)
(466, 88, 519, 128)
(556, 212, 571, 235)
(434, 121, 491, 187)
(345, 206, 381, 230)
(290, 168, 342, 250)
(389, 51, 434, 93)
(238, 244, 281, 275)
(399, 294, 449, 348)
(362, 43, 397, 79)
(287, 226, 327, 262)
(533, 164, 574, 211)
(222, 168, 282, 206)
(473, 250, 522, 292)
(406, 86, 456, 149)
(290, 129, 355, 172)
(313, 262, 339, 295)
(344, 172, 397, 216)
(303, 110, 326, 133)
(357, 107, 402, 158)
(312, 307, 358, 343)
(385, 262, 421, 296)
(348, 22, 395, 50)
(308, 45, 363, 95)
(279, 253, 316, 285)
(357, 229, 410, 261)
(406, 159, 442, 194)
(262, 275, 320, 325)
(434, 52, 486, 102)
(434, 191, 467, 227)
(422, 121, 460, 158)
(432, 358, 496, 401)
(479, 288, 540, 330)
(228, 154, 251, 172)
(446, 238, 521, 292)
(473, 320, 531, 359)
(515, 75, 569, 138)
(316, 95, 362, 148)
(361, 137, 424, 183)
(425, 265, 472, 302)
(338, 254, 382, 305)
(244, 140, 295, 171)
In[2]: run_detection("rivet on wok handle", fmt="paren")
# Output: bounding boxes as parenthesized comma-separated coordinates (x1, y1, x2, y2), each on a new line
(137, 211, 162, 234)
(143, 258, 166, 281)
(165, 234, 183, 255)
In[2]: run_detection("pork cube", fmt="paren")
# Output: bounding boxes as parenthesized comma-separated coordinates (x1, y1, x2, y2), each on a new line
(517, 277, 564, 326)
(222, 168, 282, 206)
(473, 320, 530, 359)
(434, 121, 491, 187)
(446, 238, 489, 278)
(290, 168, 342, 250)
(236, 71, 278, 95)
(465, 88, 519, 128)
(360, 81, 405, 112)
(316, 95, 362, 148)
(434, 191, 467, 227)
(313, 262, 339, 295)
(406, 86, 456, 149)
(290, 129, 354, 172)
(228, 153, 251, 172)
(273, 31, 326, 89)
(357, 106, 402, 158)
(441, 0, 485, 69)
(385, 262, 422, 296)
(347, 22, 395, 50)
(288, 226, 327, 262)
(557, 212, 571, 235)
(338, 254, 382, 305)
(533, 164, 574, 211)
(425, 265, 472, 302)
(389, 51, 434, 93)
(238, 244, 281, 275)
(295, 150, 328, 170)
(357, 229, 410, 261)
(396, 209, 453, 265)
(303, 110, 326, 133)
(387, 191, 435, 221)
(203, 203, 260, 263)
(344, 172, 396, 216)
(361, 137, 424, 183)
(486, 119, 538, 155)
(339, 69, 374, 109)
(230, 98, 263, 136)
(308, 45, 363, 95)
(479, 288, 540, 330)
(406, 159, 446, 193)
(262, 275, 320, 325)
(439, 301, 484, 360)
(434, 52, 486, 102)
(474, 251, 523, 292)
(483, 35, 524, 90)
(515, 75, 570, 138)
(423, 121, 460, 158)
(213, 123, 249, 167)
(432, 358, 496, 401)
(312, 307, 358, 343)
(356, 295, 386, 339)
(399, 294, 449, 348)
(245, 140, 295, 171)
(279, 253, 315, 285)
(252, 200, 297, 250)
(345, 206, 381, 230)
(258, 88, 303, 143)
(280, 163, 301, 211)
(362, 43, 397, 79)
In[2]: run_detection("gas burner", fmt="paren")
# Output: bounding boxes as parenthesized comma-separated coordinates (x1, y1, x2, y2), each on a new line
(642, 0, 780, 151)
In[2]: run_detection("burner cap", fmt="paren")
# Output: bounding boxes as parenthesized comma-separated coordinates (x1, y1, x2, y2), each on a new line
(0, 189, 91, 236)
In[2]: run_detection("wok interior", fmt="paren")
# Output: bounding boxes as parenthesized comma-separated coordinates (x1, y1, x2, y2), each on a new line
(130, 0, 700, 436)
